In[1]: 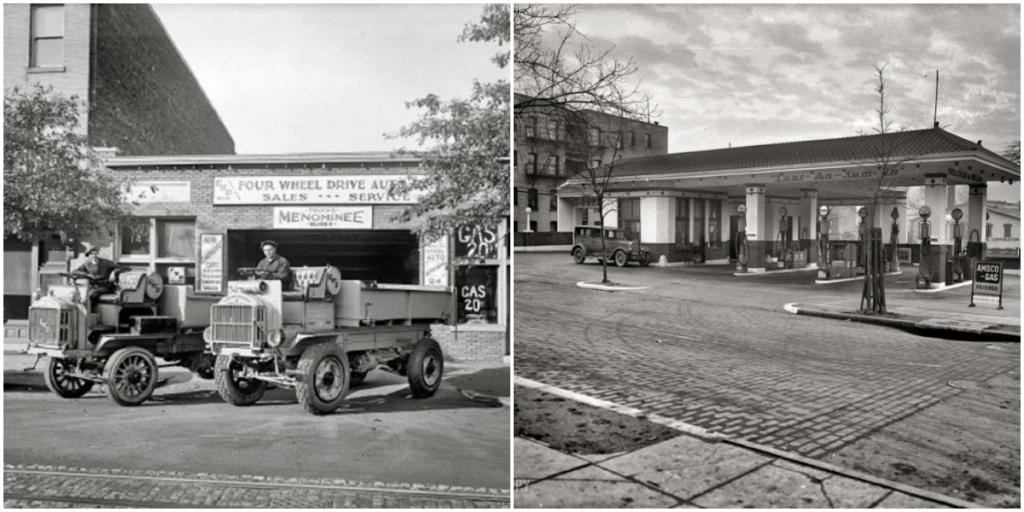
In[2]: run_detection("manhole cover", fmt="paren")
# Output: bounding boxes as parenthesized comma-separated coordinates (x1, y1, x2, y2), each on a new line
(948, 380, 986, 390)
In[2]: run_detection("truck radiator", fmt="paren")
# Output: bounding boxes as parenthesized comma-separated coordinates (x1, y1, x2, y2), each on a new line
(210, 304, 266, 344)
(29, 307, 75, 347)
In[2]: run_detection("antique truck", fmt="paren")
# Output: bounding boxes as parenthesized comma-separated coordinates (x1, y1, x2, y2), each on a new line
(204, 266, 451, 415)
(26, 270, 218, 406)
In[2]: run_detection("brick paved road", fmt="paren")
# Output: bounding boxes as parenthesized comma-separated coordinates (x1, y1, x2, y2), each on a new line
(4, 465, 508, 508)
(514, 254, 1020, 460)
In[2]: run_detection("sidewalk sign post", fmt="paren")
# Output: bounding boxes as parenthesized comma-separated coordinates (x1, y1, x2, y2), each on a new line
(969, 260, 1004, 310)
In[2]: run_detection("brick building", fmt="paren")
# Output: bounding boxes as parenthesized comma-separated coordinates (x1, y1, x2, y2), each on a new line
(513, 93, 669, 234)
(4, 4, 235, 319)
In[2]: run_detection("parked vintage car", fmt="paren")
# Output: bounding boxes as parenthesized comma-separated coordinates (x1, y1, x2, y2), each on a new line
(571, 226, 651, 267)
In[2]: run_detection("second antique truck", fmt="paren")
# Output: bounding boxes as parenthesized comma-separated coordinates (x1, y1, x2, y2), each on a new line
(204, 266, 451, 415)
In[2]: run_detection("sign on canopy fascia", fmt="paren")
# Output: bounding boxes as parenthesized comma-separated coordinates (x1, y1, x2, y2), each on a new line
(213, 176, 424, 205)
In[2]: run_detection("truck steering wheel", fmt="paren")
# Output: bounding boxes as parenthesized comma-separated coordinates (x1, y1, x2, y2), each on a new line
(236, 267, 274, 280)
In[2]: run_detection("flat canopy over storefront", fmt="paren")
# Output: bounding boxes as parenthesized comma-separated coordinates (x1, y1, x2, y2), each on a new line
(560, 126, 1019, 202)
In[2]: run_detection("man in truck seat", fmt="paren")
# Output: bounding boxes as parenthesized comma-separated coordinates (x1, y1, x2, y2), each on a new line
(74, 247, 125, 305)
(256, 240, 292, 289)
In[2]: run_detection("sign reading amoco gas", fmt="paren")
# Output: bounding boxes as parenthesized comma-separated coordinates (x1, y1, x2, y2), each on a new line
(213, 176, 423, 205)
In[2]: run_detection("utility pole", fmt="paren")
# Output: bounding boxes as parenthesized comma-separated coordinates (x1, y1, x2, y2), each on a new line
(933, 70, 939, 126)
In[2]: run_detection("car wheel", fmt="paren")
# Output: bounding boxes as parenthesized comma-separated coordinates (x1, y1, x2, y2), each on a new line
(296, 342, 349, 415)
(572, 247, 586, 264)
(44, 357, 94, 398)
(407, 337, 444, 398)
(105, 347, 158, 406)
(614, 250, 628, 267)
(639, 252, 651, 267)
(215, 354, 266, 406)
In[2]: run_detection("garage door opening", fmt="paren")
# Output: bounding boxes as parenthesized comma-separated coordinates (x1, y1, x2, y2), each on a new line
(226, 230, 420, 285)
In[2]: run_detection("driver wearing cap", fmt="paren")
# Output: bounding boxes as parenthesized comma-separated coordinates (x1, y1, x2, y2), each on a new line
(256, 240, 292, 288)
(74, 248, 124, 303)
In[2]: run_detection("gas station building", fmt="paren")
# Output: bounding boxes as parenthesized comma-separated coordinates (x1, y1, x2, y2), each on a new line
(557, 125, 1020, 282)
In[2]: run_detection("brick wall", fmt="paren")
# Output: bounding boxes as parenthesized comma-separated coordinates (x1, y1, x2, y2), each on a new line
(3, 4, 94, 133)
(431, 325, 507, 363)
(89, 5, 235, 155)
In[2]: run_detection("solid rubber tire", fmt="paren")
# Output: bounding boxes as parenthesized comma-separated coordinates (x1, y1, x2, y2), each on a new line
(572, 247, 586, 264)
(44, 357, 94, 398)
(215, 354, 266, 406)
(407, 337, 444, 398)
(104, 347, 158, 406)
(296, 343, 349, 415)
(614, 250, 628, 267)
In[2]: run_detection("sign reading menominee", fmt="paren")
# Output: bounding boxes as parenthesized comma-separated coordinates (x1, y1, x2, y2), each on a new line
(273, 207, 372, 229)
(213, 176, 421, 205)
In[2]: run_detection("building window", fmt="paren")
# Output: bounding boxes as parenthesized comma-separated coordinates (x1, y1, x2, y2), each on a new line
(589, 127, 601, 145)
(644, 133, 652, 149)
(986, 223, 993, 238)
(30, 4, 64, 68)
(693, 200, 705, 243)
(617, 133, 624, 149)
(553, 155, 561, 175)
(630, 131, 636, 147)
(549, 192, 558, 212)
(513, 150, 518, 171)
(1004, 224, 1013, 238)
(527, 152, 538, 174)
(120, 218, 196, 260)
(120, 220, 151, 256)
(158, 220, 196, 259)
(676, 198, 690, 244)
(454, 222, 505, 325)
(527, 188, 538, 210)
(618, 198, 641, 240)
(529, 220, 537, 232)
(708, 199, 722, 246)
(582, 208, 589, 225)
(591, 159, 602, 168)
(547, 119, 560, 140)
(525, 117, 536, 138)
(550, 221, 558, 232)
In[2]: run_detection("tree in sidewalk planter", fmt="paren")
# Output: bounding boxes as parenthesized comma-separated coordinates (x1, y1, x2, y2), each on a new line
(849, 64, 930, 315)
(389, 4, 509, 244)
(559, 107, 643, 285)
(4, 84, 137, 245)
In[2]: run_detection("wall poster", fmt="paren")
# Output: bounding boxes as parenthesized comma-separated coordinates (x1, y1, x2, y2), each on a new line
(198, 233, 225, 293)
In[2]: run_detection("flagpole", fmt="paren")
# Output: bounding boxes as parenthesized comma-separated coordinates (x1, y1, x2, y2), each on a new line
(933, 70, 939, 126)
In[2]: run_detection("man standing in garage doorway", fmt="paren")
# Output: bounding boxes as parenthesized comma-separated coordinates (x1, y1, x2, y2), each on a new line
(257, 240, 291, 289)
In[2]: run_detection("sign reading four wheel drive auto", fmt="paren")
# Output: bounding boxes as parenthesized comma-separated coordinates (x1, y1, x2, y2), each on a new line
(213, 176, 423, 205)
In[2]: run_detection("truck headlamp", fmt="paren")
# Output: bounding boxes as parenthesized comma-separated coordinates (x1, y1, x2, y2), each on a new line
(268, 328, 285, 348)
(203, 326, 214, 343)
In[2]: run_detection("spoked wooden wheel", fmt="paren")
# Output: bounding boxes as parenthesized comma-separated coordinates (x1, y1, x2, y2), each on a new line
(44, 357, 94, 398)
(104, 347, 158, 406)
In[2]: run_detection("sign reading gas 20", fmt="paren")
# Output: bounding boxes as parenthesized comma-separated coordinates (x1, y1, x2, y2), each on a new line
(213, 176, 423, 205)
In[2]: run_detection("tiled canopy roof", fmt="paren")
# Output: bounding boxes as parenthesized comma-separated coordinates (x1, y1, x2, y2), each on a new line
(598, 127, 1017, 178)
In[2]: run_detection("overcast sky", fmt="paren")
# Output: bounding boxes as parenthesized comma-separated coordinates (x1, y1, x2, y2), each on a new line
(558, 3, 1020, 202)
(152, 4, 506, 155)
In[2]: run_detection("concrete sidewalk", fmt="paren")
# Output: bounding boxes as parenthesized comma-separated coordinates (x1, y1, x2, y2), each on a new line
(514, 432, 978, 508)
(788, 274, 1020, 340)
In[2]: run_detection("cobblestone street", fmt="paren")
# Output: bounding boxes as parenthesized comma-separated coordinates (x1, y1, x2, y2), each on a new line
(514, 253, 1020, 505)
(4, 465, 507, 508)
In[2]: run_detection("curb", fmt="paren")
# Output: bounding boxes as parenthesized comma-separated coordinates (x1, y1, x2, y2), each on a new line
(576, 281, 647, 292)
(784, 303, 1020, 341)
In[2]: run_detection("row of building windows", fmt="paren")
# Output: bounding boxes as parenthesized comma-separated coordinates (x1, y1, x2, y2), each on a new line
(515, 151, 604, 175)
(521, 117, 652, 149)
(513, 187, 559, 211)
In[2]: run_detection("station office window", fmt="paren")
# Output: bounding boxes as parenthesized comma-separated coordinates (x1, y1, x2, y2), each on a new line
(693, 200, 705, 243)
(618, 198, 641, 240)
(630, 131, 636, 147)
(986, 223, 993, 238)
(708, 199, 722, 246)
(676, 197, 690, 244)
(30, 4, 64, 68)
(644, 133, 652, 149)
(1004, 224, 1013, 238)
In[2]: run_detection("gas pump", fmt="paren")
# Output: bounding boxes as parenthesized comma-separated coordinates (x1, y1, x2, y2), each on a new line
(777, 207, 790, 268)
(889, 207, 900, 273)
(950, 208, 964, 282)
(818, 205, 831, 279)
(916, 205, 932, 288)
(736, 205, 748, 271)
